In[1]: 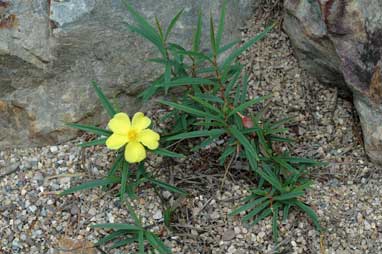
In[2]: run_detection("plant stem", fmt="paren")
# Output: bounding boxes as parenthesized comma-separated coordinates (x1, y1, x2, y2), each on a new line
(126, 200, 142, 226)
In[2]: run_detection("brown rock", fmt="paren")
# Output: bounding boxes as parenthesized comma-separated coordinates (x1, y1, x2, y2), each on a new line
(283, 0, 382, 164)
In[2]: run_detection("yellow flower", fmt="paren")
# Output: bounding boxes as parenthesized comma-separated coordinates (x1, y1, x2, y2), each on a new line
(106, 112, 160, 163)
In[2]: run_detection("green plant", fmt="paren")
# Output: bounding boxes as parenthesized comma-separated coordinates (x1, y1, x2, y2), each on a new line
(123, 0, 323, 246)
(61, 81, 186, 253)
(62, 1, 323, 252)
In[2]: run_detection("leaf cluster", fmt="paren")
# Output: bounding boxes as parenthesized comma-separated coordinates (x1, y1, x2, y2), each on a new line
(63, 82, 185, 253)
(63, 1, 324, 252)
(122, 0, 323, 246)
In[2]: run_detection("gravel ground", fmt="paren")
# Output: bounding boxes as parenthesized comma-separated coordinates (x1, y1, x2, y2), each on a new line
(1, 6, 382, 254)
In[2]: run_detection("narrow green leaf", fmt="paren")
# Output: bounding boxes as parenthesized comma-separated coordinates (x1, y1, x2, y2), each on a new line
(218, 145, 235, 165)
(126, 201, 142, 226)
(122, 0, 165, 55)
(145, 231, 172, 254)
(272, 156, 299, 174)
(261, 164, 285, 192)
(197, 94, 224, 104)
(91, 81, 117, 117)
(256, 128, 272, 156)
(228, 94, 272, 117)
(224, 66, 242, 97)
(122, 0, 157, 34)
(155, 16, 164, 41)
(147, 58, 183, 68)
(164, 64, 171, 94)
(120, 161, 129, 201)
(95, 230, 128, 246)
(293, 200, 322, 231)
(229, 196, 268, 216)
(250, 188, 270, 196)
(241, 193, 258, 203)
(159, 100, 222, 120)
(164, 208, 173, 227)
(173, 49, 213, 63)
(193, 9, 203, 52)
(139, 84, 159, 101)
(251, 207, 272, 226)
(209, 15, 217, 56)
(166, 77, 217, 88)
(126, 24, 166, 56)
(79, 138, 107, 147)
(196, 66, 215, 74)
(60, 177, 119, 195)
(193, 121, 225, 128)
(241, 127, 262, 134)
(152, 148, 185, 158)
(282, 204, 291, 223)
(274, 191, 304, 201)
(265, 127, 289, 135)
(240, 72, 248, 104)
(216, 0, 227, 50)
(242, 200, 270, 222)
(270, 116, 296, 129)
(180, 112, 188, 131)
(269, 135, 294, 143)
(221, 23, 274, 72)
(110, 237, 137, 249)
(233, 81, 242, 107)
(91, 223, 142, 231)
(258, 177, 265, 189)
(126, 181, 139, 200)
(164, 129, 225, 141)
(246, 147, 259, 173)
(149, 178, 188, 195)
(229, 126, 258, 161)
(189, 95, 223, 117)
(138, 230, 144, 254)
(293, 181, 313, 193)
(217, 39, 240, 55)
(167, 42, 187, 51)
(272, 205, 280, 243)
(165, 9, 184, 41)
(108, 152, 124, 177)
(66, 123, 112, 137)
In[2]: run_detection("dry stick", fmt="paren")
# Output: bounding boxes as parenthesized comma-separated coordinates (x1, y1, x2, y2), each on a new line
(95, 184, 120, 201)
(193, 197, 214, 218)
(219, 148, 237, 191)
(44, 173, 85, 183)
(320, 232, 326, 254)
(56, 244, 97, 253)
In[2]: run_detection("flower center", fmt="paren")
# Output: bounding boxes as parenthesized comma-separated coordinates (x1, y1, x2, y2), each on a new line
(127, 129, 138, 141)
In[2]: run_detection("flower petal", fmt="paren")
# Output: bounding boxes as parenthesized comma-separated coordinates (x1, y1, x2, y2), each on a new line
(108, 113, 130, 134)
(138, 129, 160, 150)
(131, 112, 151, 131)
(124, 141, 146, 163)
(106, 133, 128, 150)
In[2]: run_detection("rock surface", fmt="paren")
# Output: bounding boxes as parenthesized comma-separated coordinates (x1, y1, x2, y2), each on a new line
(283, 0, 382, 164)
(0, 0, 255, 148)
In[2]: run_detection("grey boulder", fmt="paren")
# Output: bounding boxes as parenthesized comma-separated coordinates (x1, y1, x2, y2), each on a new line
(0, 0, 256, 148)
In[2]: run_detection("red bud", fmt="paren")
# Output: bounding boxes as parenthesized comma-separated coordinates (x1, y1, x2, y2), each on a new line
(242, 116, 254, 128)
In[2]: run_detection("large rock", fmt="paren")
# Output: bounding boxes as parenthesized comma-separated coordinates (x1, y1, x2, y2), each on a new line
(0, 0, 256, 148)
(283, 0, 382, 164)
